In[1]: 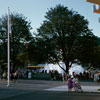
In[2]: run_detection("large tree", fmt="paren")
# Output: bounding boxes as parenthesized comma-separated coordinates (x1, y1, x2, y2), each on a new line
(31, 5, 98, 73)
(0, 12, 33, 70)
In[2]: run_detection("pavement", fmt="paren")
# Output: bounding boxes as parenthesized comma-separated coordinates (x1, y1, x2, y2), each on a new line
(0, 80, 100, 92)
(1, 91, 100, 100)
(0, 80, 100, 100)
(44, 80, 100, 92)
(45, 85, 100, 92)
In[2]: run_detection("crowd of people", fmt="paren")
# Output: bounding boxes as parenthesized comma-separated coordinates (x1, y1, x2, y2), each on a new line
(67, 75, 83, 92)
(66, 69, 100, 92)
(0, 70, 18, 84)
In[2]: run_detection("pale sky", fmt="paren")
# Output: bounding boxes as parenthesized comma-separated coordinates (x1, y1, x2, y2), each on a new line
(0, 0, 100, 37)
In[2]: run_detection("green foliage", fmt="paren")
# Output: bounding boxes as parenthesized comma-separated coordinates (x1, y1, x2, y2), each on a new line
(0, 12, 33, 69)
(32, 5, 98, 73)
(92, 45, 100, 67)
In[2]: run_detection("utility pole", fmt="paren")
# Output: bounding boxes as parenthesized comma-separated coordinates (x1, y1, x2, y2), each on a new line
(7, 7, 11, 87)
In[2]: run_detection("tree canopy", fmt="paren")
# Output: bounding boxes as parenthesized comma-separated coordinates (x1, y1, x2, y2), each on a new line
(31, 5, 98, 73)
(0, 12, 33, 70)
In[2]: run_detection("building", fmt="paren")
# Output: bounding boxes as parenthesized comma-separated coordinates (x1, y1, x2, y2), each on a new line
(86, 0, 100, 14)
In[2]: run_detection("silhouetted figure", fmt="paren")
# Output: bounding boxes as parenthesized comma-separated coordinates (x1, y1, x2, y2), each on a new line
(68, 75, 73, 91)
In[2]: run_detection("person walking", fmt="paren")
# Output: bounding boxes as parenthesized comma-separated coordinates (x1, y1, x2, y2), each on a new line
(72, 75, 83, 92)
(68, 75, 73, 91)
(13, 70, 18, 85)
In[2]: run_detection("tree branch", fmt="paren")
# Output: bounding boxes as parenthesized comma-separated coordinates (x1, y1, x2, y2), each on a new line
(57, 62, 66, 72)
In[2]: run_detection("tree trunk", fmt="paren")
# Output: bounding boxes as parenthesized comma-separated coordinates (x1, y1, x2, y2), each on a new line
(65, 60, 69, 74)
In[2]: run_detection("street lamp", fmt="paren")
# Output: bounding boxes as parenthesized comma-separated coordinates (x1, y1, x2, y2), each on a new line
(0, 8, 11, 87)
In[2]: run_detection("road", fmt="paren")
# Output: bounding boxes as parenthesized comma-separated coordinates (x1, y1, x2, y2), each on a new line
(0, 80, 100, 100)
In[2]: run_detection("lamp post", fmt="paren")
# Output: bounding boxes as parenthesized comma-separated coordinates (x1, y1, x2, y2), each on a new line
(7, 7, 11, 87)
(0, 8, 11, 87)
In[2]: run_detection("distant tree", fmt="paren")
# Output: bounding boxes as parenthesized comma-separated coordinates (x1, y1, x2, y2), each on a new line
(31, 5, 98, 73)
(0, 12, 33, 70)
(91, 45, 100, 68)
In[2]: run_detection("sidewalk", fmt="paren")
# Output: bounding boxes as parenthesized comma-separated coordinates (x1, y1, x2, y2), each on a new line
(45, 85, 100, 92)
(0, 80, 100, 92)
(0, 80, 100, 100)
